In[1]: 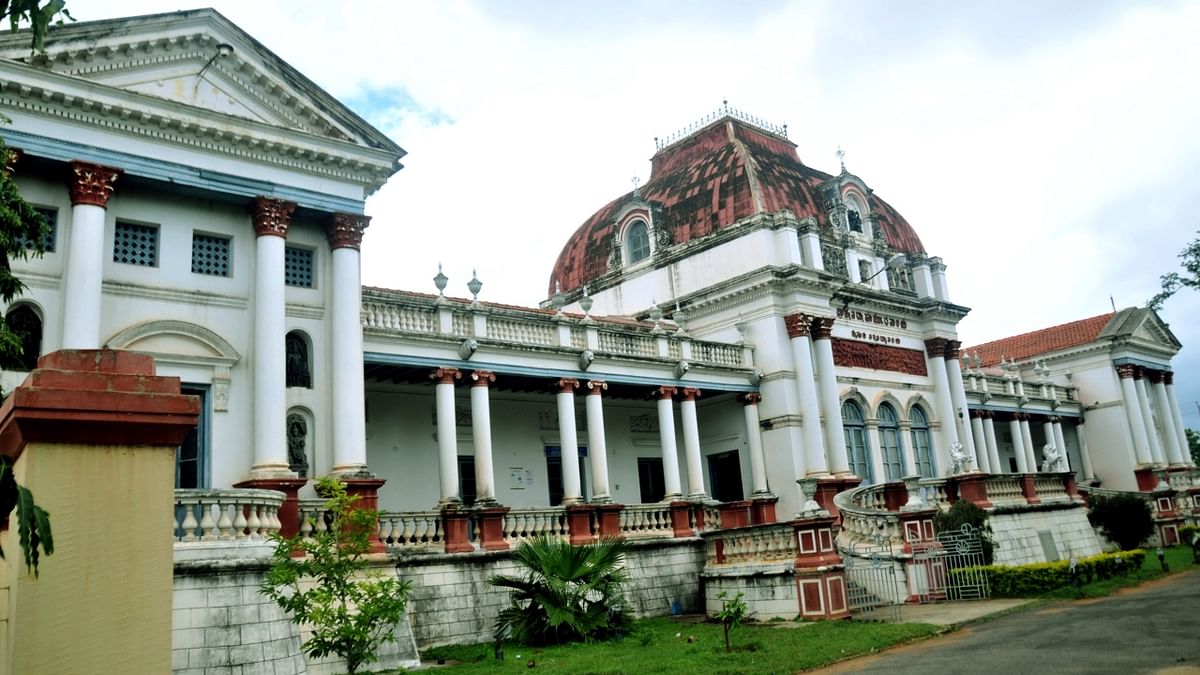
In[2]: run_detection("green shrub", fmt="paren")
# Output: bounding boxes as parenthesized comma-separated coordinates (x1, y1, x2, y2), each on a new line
(714, 590, 748, 653)
(489, 536, 632, 646)
(933, 499, 996, 564)
(952, 549, 1147, 597)
(1087, 493, 1154, 550)
(1180, 524, 1199, 546)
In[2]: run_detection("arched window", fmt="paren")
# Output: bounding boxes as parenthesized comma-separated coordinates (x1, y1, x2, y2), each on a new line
(625, 219, 651, 264)
(285, 331, 312, 388)
(845, 194, 866, 234)
(841, 400, 872, 482)
(877, 403, 904, 481)
(4, 304, 42, 371)
(910, 406, 936, 478)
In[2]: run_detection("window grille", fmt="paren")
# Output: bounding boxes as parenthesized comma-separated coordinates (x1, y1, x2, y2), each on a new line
(191, 233, 231, 276)
(113, 221, 158, 267)
(284, 246, 315, 287)
(17, 207, 57, 253)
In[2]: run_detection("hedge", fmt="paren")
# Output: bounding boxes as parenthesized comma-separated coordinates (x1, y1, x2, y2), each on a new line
(950, 549, 1147, 597)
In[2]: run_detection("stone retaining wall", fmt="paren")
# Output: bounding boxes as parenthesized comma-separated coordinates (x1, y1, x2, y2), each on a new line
(989, 504, 1102, 565)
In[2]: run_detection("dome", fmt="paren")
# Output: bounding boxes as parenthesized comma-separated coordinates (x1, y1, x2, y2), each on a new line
(548, 115, 926, 296)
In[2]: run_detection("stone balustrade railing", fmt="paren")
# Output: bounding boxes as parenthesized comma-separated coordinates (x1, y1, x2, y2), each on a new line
(619, 503, 674, 538)
(1168, 469, 1200, 490)
(503, 507, 570, 544)
(1033, 476, 1071, 501)
(835, 487, 907, 550)
(987, 476, 1025, 504)
(360, 289, 755, 370)
(690, 502, 722, 532)
(378, 510, 446, 551)
(174, 488, 284, 543)
(703, 522, 797, 566)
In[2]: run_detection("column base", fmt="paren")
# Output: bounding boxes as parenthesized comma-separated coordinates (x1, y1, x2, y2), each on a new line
(340, 477, 387, 554)
(815, 476, 863, 519)
(1134, 467, 1159, 492)
(749, 494, 778, 525)
(566, 504, 596, 545)
(233, 477, 309, 539)
(717, 500, 752, 529)
(1019, 474, 1041, 505)
(246, 465, 299, 481)
(881, 481, 909, 511)
(595, 503, 624, 538)
(669, 501, 695, 537)
(476, 506, 510, 551)
(441, 508, 475, 553)
(948, 473, 993, 509)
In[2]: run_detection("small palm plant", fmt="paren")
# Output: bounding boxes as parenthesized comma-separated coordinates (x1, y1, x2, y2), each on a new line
(489, 536, 632, 646)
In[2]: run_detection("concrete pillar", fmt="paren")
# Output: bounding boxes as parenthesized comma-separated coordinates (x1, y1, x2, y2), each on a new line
(1019, 415, 1037, 472)
(1075, 420, 1096, 480)
(945, 341, 978, 467)
(1051, 417, 1070, 473)
(1010, 417, 1028, 473)
(1117, 365, 1153, 465)
(1041, 419, 1057, 471)
(911, 255, 935, 299)
(585, 381, 612, 502)
(785, 314, 828, 476)
(470, 370, 496, 504)
(798, 221, 823, 270)
(898, 420, 917, 477)
(982, 412, 1002, 473)
(555, 378, 583, 504)
(656, 386, 683, 500)
(250, 197, 296, 477)
(924, 338, 959, 475)
(61, 162, 120, 350)
(1133, 367, 1165, 464)
(680, 387, 707, 499)
(1150, 371, 1185, 465)
(812, 318, 850, 474)
(970, 411, 990, 473)
(326, 213, 370, 475)
(739, 393, 770, 496)
(1164, 373, 1194, 466)
(432, 367, 462, 505)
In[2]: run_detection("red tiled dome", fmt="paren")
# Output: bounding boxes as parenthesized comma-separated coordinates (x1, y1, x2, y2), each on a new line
(548, 117, 926, 296)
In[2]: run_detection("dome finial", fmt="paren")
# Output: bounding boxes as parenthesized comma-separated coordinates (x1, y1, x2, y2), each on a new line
(836, 145, 846, 173)
(631, 175, 640, 197)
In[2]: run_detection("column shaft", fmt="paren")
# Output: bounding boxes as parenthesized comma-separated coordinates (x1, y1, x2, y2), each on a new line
(470, 371, 496, 503)
(898, 422, 917, 476)
(62, 162, 119, 349)
(983, 415, 1002, 473)
(251, 198, 295, 475)
(327, 214, 370, 474)
(812, 319, 849, 474)
(925, 339, 959, 475)
(434, 368, 461, 504)
(585, 382, 612, 502)
(1042, 420, 1056, 471)
(945, 343, 978, 465)
(785, 315, 827, 475)
(556, 379, 582, 504)
(741, 394, 770, 495)
(1151, 375, 1185, 465)
(1010, 418, 1028, 473)
(1118, 366, 1152, 465)
(1075, 423, 1096, 480)
(1019, 418, 1036, 472)
(970, 413, 990, 472)
(1134, 369, 1164, 463)
(656, 388, 683, 500)
(1164, 375, 1193, 466)
(866, 422, 885, 483)
(680, 388, 707, 499)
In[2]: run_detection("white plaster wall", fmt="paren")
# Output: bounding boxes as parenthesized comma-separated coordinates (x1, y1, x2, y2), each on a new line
(702, 569, 798, 620)
(989, 506, 1103, 565)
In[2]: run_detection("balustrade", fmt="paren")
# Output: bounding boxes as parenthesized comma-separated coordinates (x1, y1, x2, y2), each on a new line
(597, 331, 658, 357)
(377, 510, 446, 551)
(618, 503, 674, 538)
(705, 522, 797, 566)
(1033, 476, 1069, 501)
(174, 489, 283, 543)
(693, 342, 743, 367)
(503, 507, 569, 544)
(986, 476, 1024, 504)
(362, 302, 437, 334)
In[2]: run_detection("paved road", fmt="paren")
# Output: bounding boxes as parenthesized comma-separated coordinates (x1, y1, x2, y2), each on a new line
(817, 570, 1200, 675)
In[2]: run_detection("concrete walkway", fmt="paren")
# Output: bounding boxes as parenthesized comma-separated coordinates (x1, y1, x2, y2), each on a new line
(817, 569, 1200, 674)
(892, 598, 1033, 626)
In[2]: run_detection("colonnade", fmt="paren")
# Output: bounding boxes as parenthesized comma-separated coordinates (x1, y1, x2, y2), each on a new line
(427, 372, 772, 507)
(1116, 365, 1193, 467)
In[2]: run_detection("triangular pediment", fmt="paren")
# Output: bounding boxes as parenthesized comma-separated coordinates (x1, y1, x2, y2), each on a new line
(1130, 311, 1181, 351)
(0, 9, 399, 155)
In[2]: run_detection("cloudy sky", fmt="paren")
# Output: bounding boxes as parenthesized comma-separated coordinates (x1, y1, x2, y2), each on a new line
(94, 1, 1200, 430)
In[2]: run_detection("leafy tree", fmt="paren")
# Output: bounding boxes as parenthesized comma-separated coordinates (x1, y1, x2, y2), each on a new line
(261, 478, 411, 675)
(1086, 493, 1154, 551)
(714, 590, 748, 653)
(933, 499, 996, 564)
(1186, 428, 1199, 466)
(1148, 230, 1199, 310)
(489, 536, 632, 646)
(2, 0, 73, 53)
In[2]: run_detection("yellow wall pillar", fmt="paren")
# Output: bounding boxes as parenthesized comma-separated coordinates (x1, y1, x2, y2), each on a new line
(0, 350, 198, 675)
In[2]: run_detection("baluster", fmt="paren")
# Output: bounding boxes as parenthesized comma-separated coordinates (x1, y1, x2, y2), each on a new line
(180, 501, 199, 542)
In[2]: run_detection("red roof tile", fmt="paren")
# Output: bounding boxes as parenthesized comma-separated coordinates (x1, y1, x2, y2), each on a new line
(965, 313, 1115, 366)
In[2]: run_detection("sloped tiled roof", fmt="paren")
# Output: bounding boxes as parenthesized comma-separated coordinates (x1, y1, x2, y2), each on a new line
(966, 312, 1116, 366)
(548, 117, 925, 295)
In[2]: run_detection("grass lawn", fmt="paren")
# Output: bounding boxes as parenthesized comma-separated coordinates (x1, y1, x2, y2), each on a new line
(1038, 544, 1197, 600)
(419, 617, 942, 674)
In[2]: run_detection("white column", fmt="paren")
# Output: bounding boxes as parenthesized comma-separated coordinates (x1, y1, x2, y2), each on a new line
(741, 393, 770, 496)
(812, 318, 850, 474)
(1041, 419, 1056, 471)
(970, 412, 990, 473)
(983, 413, 1002, 473)
(62, 162, 119, 349)
(1009, 417, 1028, 473)
(433, 368, 462, 505)
(866, 421, 885, 484)
(585, 381, 612, 502)
(899, 421, 917, 477)
(1150, 373, 1185, 465)
(786, 315, 828, 476)
(470, 371, 496, 504)
(1164, 373, 1194, 466)
(1052, 417, 1070, 472)
(680, 387, 708, 499)
(250, 197, 295, 476)
(945, 342, 979, 467)
(925, 338, 959, 475)
(327, 214, 370, 474)
(1075, 422, 1096, 480)
(1118, 365, 1153, 465)
(555, 378, 583, 504)
(1133, 368, 1165, 464)
(656, 387, 684, 501)
(1020, 416, 1037, 472)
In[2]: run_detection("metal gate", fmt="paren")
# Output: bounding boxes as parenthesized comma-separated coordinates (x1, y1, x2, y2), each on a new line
(911, 523, 990, 603)
(841, 534, 903, 622)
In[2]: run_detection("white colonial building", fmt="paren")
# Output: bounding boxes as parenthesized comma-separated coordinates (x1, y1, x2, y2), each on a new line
(0, 9, 1196, 672)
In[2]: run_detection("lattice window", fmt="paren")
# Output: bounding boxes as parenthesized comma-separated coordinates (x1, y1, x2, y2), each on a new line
(16, 207, 57, 253)
(113, 221, 158, 267)
(284, 246, 315, 287)
(191, 233, 231, 276)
